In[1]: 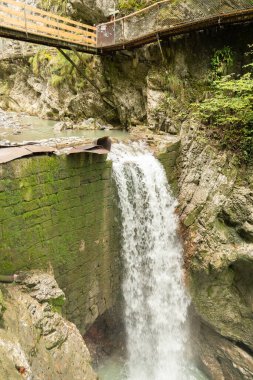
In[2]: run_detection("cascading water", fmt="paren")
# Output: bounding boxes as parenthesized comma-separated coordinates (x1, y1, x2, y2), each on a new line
(109, 142, 191, 380)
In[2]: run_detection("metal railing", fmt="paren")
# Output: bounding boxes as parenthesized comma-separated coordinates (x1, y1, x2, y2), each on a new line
(1, 0, 253, 53)
(0, 0, 97, 48)
(97, 0, 253, 48)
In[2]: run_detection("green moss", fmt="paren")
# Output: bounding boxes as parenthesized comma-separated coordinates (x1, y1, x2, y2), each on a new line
(39, 0, 67, 15)
(49, 295, 65, 315)
(0, 154, 120, 331)
(0, 289, 6, 320)
(184, 205, 203, 227)
(158, 142, 181, 195)
(29, 49, 93, 91)
(118, 0, 157, 12)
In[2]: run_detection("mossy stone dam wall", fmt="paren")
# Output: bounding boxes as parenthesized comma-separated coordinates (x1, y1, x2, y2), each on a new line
(0, 153, 121, 332)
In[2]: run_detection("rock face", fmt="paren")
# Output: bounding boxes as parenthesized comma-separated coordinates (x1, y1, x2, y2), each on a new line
(69, 0, 115, 22)
(0, 271, 97, 380)
(0, 55, 117, 122)
(194, 319, 253, 380)
(177, 119, 253, 379)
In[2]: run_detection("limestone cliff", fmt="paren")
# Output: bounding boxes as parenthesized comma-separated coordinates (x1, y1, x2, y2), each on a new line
(176, 118, 253, 379)
(0, 271, 97, 380)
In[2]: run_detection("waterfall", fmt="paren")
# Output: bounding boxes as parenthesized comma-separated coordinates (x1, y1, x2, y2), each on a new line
(109, 142, 190, 380)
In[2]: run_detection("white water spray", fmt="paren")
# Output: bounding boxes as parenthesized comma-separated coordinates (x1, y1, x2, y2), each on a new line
(109, 142, 190, 380)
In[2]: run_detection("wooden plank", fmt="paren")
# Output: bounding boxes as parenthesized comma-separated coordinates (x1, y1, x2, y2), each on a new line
(0, 17, 96, 46)
(0, 4, 96, 39)
(2, 0, 96, 31)
(99, 7, 253, 52)
(0, 15, 96, 46)
(27, 13, 96, 38)
(0, 22, 94, 48)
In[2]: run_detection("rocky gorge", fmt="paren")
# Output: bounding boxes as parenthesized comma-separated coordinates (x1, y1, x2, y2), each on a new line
(1, 1, 253, 379)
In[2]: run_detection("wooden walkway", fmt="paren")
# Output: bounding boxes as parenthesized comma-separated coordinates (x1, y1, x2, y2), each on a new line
(0, 0, 97, 53)
(1, 0, 253, 54)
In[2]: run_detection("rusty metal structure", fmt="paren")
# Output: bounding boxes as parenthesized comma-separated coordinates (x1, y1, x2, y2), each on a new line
(0, 145, 55, 164)
(0, 137, 111, 164)
(0, 0, 253, 54)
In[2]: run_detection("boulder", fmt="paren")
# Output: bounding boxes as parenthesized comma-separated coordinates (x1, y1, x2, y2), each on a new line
(0, 271, 97, 380)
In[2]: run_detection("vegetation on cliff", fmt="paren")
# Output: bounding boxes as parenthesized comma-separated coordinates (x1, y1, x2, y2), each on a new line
(29, 49, 93, 91)
(118, 0, 157, 12)
(39, 0, 67, 15)
(194, 46, 253, 163)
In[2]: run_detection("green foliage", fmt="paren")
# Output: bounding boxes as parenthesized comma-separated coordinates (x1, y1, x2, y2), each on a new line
(166, 73, 184, 98)
(0, 289, 6, 319)
(29, 49, 92, 91)
(210, 46, 234, 78)
(194, 47, 253, 163)
(39, 0, 67, 15)
(118, 0, 157, 12)
(0, 81, 19, 108)
(30, 49, 52, 76)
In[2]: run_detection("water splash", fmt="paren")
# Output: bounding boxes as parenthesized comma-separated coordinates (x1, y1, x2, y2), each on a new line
(109, 142, 190, 380)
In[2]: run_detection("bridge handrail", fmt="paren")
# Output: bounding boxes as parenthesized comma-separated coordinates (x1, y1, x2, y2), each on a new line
(1, 0, 253, 53)
(2, 0, 96, 30)
(0, 0, 97, 47)
(100, 0, 172, 25)
(97, 0, 253, 48)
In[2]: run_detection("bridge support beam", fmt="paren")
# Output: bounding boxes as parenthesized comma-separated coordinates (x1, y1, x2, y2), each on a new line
(156, 34, 165, 62)
(57, 48, 116, 115)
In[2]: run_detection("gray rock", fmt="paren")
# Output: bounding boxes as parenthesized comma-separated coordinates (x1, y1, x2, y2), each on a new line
(0, 271, 97, 380)
(177, 119, 253, 378)
(239, 221, 253, 242)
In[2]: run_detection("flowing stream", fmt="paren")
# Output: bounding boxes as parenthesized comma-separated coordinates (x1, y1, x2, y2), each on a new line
(108, 142, 191, 380)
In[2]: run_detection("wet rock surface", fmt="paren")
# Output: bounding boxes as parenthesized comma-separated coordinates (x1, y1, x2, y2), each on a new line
(193, 319, 253, 380)
(0, 108, 27, 138)
(0, 271, 97, 380)
(177, 120, 253, 379)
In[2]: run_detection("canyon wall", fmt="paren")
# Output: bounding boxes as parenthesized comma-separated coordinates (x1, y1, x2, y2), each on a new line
(1, 4, 253, 377)
(178, 119, 253, 379)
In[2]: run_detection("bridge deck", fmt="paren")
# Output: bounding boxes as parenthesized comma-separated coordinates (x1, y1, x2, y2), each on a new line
(101, 8, 253, 52)
(0, 0, 97, 53)
(97, 0, 253, 52)
(1, 0, 253, 55)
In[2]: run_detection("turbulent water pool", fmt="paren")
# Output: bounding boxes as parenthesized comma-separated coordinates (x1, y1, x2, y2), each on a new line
(0, 113, 129, 142)
(97, 354, 208, 380)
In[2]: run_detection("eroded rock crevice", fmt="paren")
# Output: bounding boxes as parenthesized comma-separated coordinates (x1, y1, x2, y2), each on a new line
(0, 271, 97, 380)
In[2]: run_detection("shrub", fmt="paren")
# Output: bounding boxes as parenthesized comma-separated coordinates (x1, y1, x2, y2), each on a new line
(118, 0, 157, 12)
(29, 49, 92, 91)
(194, 49, 253, 162)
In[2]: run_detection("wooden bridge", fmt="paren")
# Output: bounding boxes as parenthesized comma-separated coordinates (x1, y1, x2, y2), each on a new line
(1, 0, 253, 55)
(0, 0, 97, 54)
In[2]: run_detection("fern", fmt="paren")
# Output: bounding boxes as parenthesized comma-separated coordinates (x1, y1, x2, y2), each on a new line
(193, 47, 253, 162)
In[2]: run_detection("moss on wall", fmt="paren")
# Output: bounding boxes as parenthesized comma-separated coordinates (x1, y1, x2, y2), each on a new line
(0, 153, 121, 332)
